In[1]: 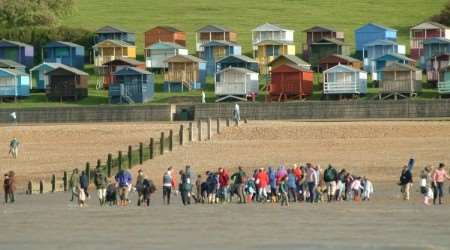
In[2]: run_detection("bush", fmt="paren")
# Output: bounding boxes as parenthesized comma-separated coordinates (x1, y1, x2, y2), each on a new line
(431, 1, 450, 26)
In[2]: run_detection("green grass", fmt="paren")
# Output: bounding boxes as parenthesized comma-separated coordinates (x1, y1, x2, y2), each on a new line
(2, 0, 448, 108)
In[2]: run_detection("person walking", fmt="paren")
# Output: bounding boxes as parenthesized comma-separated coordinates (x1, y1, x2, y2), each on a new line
(231, 166, 247, 203)
(336, 169, 347, 201)
(432, 163, 450, 205)
(69, 169, 80, 202)
(162, 170, 173, 205)
(79, 171, 90, 200)
(218, 168, 230, 203)
(362, 177, 374, 201)
(93, 167, 108, 206)
(179, 170, 192, 206)
(324, 164, 338, 202)
(420, 166, 433, 205)
(3, 173, 11, 203)
(287, 169, 297, 202)
(9, 137, 20, 159)
(233, 103, 240, 123)
(306, 164, 318, 203)
(268, 167, 277, 203)
(135, 169, 146, 206)
(279, 176, 289, 206)
(399, 165, 413, 201)
(115, 170, 132, 206)
(256, 168, 269, 202)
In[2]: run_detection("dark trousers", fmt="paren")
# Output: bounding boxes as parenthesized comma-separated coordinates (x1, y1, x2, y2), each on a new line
(163, 186, 171, 205)
(288, 187, 297, 202)
(4, 191, 14, 203)
(308, 182, 316, 203)
(434, 182, 444, 204)
(237, 184, 245, 203)
(180, 191, 190, 205)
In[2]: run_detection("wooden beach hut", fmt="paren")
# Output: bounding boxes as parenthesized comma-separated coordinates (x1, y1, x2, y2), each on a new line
(43, 41, 85, 69)
(251, 23, 294, 52)
(145, 42, 188, 70)
(410, 22, 450, 61)
(323, 64, 368, 97)
(379, 62, 422, 99)
(255, 40, 296, 75)
(30, 62, 65, 90)
(95, 26, 135, 45)
(93, 40, 136, 67)
(268, 55, 311, 72)
(0, 40, 34, 69)
(0, 68, 30, 99)
(144, 26, 186, 48)
(309, 38, 350, 69)
(372, 53, 416, 81)
(195, 25, 237, 53)
(319, 54, 362, 71)
(109, 67, 154, 104)
(164, 54, 206, 92)
(267, 64, 313, 101)
(423, 38, 450, 81)
(46, 65, 89, 101)
(101, 58, 145, 89)
(216, 55, 258, 73)
(438, 62, 450, 95)
(355, 23, 397, 52)
(200, 40, 241, 75)
(362, 39, 406, 73)
(303, 26, 344, 59)
(215, 67, 259, 102)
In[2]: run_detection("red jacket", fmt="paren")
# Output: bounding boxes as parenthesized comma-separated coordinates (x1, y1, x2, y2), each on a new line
(256, 171, 269, 188)
(219, 171, 229, 187)
(294, 167, 303, 182)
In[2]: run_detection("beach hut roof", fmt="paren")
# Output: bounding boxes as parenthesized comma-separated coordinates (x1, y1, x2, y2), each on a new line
(423, 37, 450, 45)
(45, 64, 89, 76)
(303, 26, 337, 32)
(93, 39, 134, 48)
(216, 54, 257, 63)
(356, 23, 397, 32)
(411, 21, 449, 30)
(364, 39, 399, 47)
(382, 62, 419, 72)
(201, 40, 239, 47)
(197, 25, 232, 32)
(164, 54, 205, 63)
(0, 39, 32, 48)
(374, 53, 415, 62)
(44, 41, 83, 48)
(255, 40, 294, 46)
(114, 66, 152, 76)
(0, 59, 25, 69)
(312, 37, 347, 45)
(217, 67, 257, 75)
(268, 55, 311, 67)
(324, 63, 363, 73)
(146, 41, 186, 50)
(96, 25, 134, 34)
(147, 26, 181, 33)
(252, 23, 293, 32)
(320, 54, 361, 63)
(102, 58, 144, 67)
(0, 68, 27, 76)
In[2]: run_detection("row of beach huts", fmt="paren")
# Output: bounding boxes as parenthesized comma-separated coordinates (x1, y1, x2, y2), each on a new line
(1, 22, 450, 102)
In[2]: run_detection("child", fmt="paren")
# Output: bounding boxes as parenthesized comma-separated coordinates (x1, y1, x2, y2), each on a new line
(106, 183, 117, 206)
(279, 176, 289, 206)
(420, 167, 433, 205)
(351, 177, 362, 202)
(78, 187, 86, 208)
(246, 177, 256, 203)
(362, 177, 374, 201)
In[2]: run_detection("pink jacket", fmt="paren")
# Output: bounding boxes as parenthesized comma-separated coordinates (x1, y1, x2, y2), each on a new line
(433, 169, 449, 183)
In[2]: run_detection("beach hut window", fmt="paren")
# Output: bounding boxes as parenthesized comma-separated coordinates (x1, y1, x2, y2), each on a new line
(55, 48, 70, 57)
(4, 48, 18, 60)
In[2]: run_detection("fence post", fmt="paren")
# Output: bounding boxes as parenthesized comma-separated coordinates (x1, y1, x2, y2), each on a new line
(226, 118, 230, 127)
(27, 181, 32, 195)
(85, 162, 90, 184)
(39, 180, 44, 194)
(235, 118, 239, 127)
(63, 171, 67, 192)
(160, 132, 165, 155)
(150, 138, 154, 159)
(244, 118, 248, 124)
(139, 142, 143, 164)
(189, 122, 193, 142)
(51, 174, 56, 193)
(179, 125, 184, 146)
(216, 118, 220, 134)
(118, 151, 123, 171)
(107, 154, 112, 177)
(128, 145, 132, 169)
(197, 119, 202, 141)
(169, 130, 173, 151)
(207, 118, 212, 140)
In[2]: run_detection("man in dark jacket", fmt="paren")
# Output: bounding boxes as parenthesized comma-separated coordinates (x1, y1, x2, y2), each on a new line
(94, 167, 108, 206)
(324, 165, 338, 202)
(179, 170, 192, 205)
(231, 166, 246, 204)
(79, 171, 89, 199)
(399, 165, 413, 200)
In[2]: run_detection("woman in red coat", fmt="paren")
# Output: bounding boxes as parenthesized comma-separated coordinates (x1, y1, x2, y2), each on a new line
(256, 168, 269, 202)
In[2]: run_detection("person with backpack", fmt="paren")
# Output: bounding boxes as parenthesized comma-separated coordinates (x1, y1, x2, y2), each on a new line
(115, 170, 132, 206)
(162, 169, 173, 205)
(399, 165, 413, 201)
(79, 171, 89, 200)
(179, 170, 192, 206)
(93, 166, 108, 206)
(231, 166, 247, 204)
(324, 164, 338, 202)
(141, 178, 156, 206)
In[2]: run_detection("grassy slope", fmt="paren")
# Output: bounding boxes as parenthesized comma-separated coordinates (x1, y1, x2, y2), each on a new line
(0, 0, 447, 108)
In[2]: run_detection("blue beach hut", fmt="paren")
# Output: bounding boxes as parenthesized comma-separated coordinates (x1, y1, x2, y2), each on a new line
(109, 67, 154, 104)
(43, 41, 85, 69)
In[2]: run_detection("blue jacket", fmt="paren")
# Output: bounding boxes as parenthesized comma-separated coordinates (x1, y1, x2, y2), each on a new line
(115, 170, 132, 187)
(287, 173, 296, 188)
(268, 168, 277, 188)
(79, 174, 89, 189)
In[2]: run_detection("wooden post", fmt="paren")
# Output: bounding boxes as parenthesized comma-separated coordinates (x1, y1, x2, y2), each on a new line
(179, 125, 184, 146)
(160, 132, 165, 155)
(149, 138, 154, 159)
(216, 118, 220, 134)
(51, 174, 56, 193)
(85, 162, 90, 184)
(139, 142, 143, 164)
(128, 145, 132, 169)
(169, 130, 173, 151)
(118, 151, 123, 171)
(235, 118, 239, 127)
(197, 119, 202, 141)
(63, 171, 67, 192)
(244, 118, 248, 124)
(226, 118, 230, 127)
(39, 180, 44, 194)
(107, 154, 112, 177)
(188, 122, 193, 142)
(27, 181, 32, 195)
(207, 118, 211, 140)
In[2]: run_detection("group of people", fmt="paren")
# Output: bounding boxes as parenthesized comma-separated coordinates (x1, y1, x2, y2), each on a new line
(400, 162, 450, 205)
(161, 164, 374, 206)
(3, 171, 15, 203)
